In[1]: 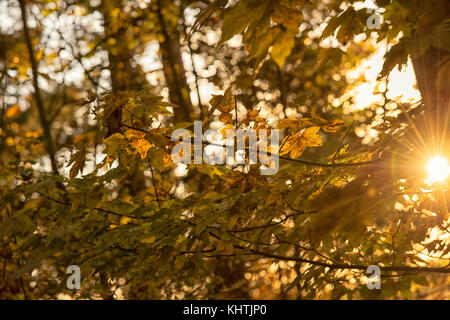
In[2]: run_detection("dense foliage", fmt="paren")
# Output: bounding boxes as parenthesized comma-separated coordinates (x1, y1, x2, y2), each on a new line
(0, 0, 449, 299)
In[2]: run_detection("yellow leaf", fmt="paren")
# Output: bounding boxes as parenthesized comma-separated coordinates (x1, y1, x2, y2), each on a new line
(6, 137, 14, 147)
(36, 48, 44, 61)
(125, 129, 152, 159)
(119, 216, 132, 225)
(279, 133, 301, 156)
(322, 119, 345, 132)
(218, 95, 235, 113)
(25, 130, 41, 139)
(6, 105, 20, 118)
(276, 117, 313, 132)
(129, 138, 152, 159)
(125, 129, 146, 140)
(276, 118, 301, 130)
(301, 126, 322, 148)
(282, 127, 323, 159)
(270, 29, 296, 67)
(45, 52, 58, 63)
(311, 110, 344, 132)
(290, 141, 307, 159)
(140, 236, 156, 244)
(163, 152, 172, 167)
(219, 112, 233, 124)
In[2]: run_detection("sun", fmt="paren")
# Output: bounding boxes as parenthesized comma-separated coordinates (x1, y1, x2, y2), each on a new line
(426, 156, 450, 183)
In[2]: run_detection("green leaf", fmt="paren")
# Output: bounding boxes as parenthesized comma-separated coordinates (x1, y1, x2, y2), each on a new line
(219, 0, 270, 46)
(270, 29, 296, 68)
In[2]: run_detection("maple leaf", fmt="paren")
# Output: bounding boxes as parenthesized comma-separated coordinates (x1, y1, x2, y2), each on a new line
(209, 88, 234, 113)
(276, 117, 313, 132)
(225, 165, 266, 192)
(67, 148, 86, 179)
(105, 133, 126, 159)
(125, 129, 152, 159)
(217, 95, 235, 113)
(311, 110, 344, 132)
(280, 126, 323, 159)
(125, 129, 146, 140)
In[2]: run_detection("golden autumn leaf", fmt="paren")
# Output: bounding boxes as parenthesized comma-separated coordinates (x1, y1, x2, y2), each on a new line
(301, 126, 323, 147)
(322, 119, 345, 133)
(217, 95, 235, 113)
(129, 139, 152, 159)
(247, 109, 259, 120)
(225, 165, 266, 193)
(2, 0, 446, 301)
(6, 105, 20, 118)
(104, 133, 126, 160)
(280, 133, 300, 155)
(119, 216, 132, 225)
(276, 117, 313, 132)
(311, 109, 344, 132)
(242, 109, 260, 125)
(277, 117, 300, 129)
(6, 137, 14, 147)
(140, 236, 156, 244)
(163, 152, 172, 167)
(125, 129, 152, 159)
(24, 130, 41, 139)
(219, 112, 233, 124)
(280, 126, 322, 159)
(125, 129, 146, 140)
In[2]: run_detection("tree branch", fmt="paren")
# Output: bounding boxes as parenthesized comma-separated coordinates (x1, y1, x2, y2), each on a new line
(19, 0, 59, 175)
(240, 245, 450, 274)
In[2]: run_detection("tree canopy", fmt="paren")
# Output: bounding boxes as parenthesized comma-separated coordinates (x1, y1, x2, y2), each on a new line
(0, 0, 449, 299)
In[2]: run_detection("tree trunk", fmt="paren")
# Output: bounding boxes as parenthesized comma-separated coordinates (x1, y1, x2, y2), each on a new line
(412, 46, 450, 153)
(101, 0, 146, 137)
(155, 0, 193, 122)
(19, 0, 59, 175)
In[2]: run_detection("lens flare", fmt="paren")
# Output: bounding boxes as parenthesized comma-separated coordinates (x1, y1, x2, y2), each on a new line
(426, 156, 450, 183)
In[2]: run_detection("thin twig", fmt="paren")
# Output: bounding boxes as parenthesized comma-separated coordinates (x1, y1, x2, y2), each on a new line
(148, 159, 161, 209)
(234, 94, 239, 129)
(121, 122, 383, 168)
(37, 191, 153, 220)
(333, 120, 354, 164)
